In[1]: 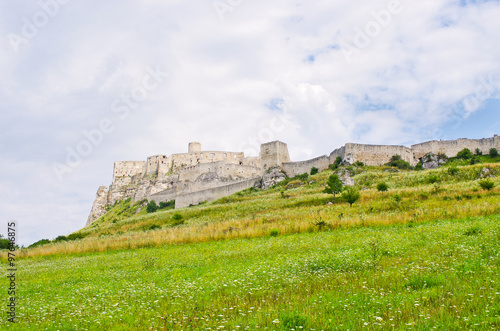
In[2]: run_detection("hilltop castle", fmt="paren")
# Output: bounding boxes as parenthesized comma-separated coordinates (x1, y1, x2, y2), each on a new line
(87, 135, 500, 225)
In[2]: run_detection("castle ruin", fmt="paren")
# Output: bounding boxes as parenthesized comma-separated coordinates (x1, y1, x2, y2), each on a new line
(86, 135, 499, 225)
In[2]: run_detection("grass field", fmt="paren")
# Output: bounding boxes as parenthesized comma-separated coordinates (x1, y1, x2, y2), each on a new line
(1, 162, 500, 329)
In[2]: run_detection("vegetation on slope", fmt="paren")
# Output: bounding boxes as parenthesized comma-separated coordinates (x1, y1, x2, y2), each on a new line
(7, 162, 499, 258)
(1, 215, 499, 329)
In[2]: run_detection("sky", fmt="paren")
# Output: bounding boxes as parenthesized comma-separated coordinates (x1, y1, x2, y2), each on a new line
(1, 0, 499, 246)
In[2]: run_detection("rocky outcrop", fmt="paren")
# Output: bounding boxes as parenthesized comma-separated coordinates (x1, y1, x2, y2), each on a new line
(262, 167, 287, 189)
(421, 153, 447, 169)
(86, 186, 109, 226)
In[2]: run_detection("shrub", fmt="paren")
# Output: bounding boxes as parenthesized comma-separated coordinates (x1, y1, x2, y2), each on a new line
(28, 239, 51, 248)
(475, 148, 483, 156)
(280, 311, 308, 329)
(490, 148, 499, 157)
(479, 179, 495, 191)
(66, 233, 85, 241)
(329, 156, 343, 170)
(324, 174, 343, 201)
(54, 235, 68, 242)
(464, 226, 482, 236)
(159, 200, 175, 209)
(387, 155, 411, 169)
(393, 193, 402, 203)
(270, 229, 279, 237)
(296, 173, 309, 181)
(427, 175, 440, 184)
(171, 213, 185, 226)
(353, 161, 365, 167)
(447, 166, 459, 176)
(415, 162, 423, 170)
(310, 167, 318, 175)
(376, 182, 388, 192)
(148, 224, 161, 231)
(0, 238, 12, 249)
(470, 157, 480, 165)
(146, 201, 159, 213)
(342, 186, 360, 207)
(457, 148, 473, 160)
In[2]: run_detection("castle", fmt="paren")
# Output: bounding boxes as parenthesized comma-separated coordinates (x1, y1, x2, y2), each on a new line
(86, 135, 500, 225)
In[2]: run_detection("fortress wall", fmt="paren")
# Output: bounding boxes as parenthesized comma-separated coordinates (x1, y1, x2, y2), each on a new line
(242, 156, 261, 168)
(282, 155, 330, 177)
(175, 177, 261, 209)
(329, 146, 346, 163)
(178, 162, 260, 182)
(113, 161, 146, 183)
(146, 155, 170, 175)
(260, 141, 290, 174)
(345, 144, 413, 166)
(170, 151, 245, 169)
(411, 135, 500, 161)
(150, 187, 177, 203)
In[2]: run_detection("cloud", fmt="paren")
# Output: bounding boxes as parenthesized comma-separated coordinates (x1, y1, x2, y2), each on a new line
(1, 0, 499, 245)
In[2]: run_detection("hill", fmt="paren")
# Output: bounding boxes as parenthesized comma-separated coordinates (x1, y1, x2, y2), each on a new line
(1, 161, 500, 329)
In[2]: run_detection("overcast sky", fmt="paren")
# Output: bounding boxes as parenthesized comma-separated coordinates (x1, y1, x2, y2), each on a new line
(1, 0, 499, 246)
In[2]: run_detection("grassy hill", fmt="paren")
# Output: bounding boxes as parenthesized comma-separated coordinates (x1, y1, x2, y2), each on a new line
(1, 162, 500, 329)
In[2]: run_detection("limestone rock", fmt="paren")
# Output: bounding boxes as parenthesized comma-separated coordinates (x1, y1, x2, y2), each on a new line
(337, 168, 355, 186)
(262, 167, 287, 189)
(86, 186, 109, 226)
(421, 153, 447, 169)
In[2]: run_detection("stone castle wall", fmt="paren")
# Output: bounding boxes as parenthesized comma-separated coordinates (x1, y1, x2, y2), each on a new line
(282, 155, 330, 177)
(87, 135, 500, 226)
(344, 143, 413, 166)
(174, 177, 261, 209)
(411, 135, 500, 162)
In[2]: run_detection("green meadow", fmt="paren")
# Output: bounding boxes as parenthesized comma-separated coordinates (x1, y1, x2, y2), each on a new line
(2, 161, 500, 330)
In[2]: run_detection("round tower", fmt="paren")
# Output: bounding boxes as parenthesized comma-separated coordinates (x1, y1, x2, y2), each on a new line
(188, 142, 201, 153)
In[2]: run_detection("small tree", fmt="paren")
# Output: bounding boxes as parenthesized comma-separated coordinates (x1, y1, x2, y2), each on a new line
(324, 174, 343, 201)
(342, 186, 360, 207)
(310, 167, 319, 175)
(376, 182, 388, 192)
(475, 148, 483, 156)
(490, 148, 499, 157)
(146, 201, 159, 213)
(479, 179, 495, 191)
(457, 148, 473, 160)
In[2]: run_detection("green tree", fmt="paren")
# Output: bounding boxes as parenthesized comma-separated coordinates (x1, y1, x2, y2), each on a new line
(324, 174, 343, 201)
(457, 148, 473, 160)
(310, 167, 319, 175)
(490, 148, 499, 157)
(146, 201, 159, 213)
(342, 186, 361, 207)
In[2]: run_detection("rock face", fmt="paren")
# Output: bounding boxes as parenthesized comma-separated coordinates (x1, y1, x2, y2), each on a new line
(86, 186, 109, 226)
(337, 168, 355, 186)
(262, 167, 287, 189)
(421, 153, 448, 169)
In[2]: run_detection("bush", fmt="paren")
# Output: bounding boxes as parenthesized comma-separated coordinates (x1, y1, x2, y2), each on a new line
(475, 148, 483, 156)
(457, 148, 473, 160)
(490, 148, 499, 157)
(310, 167, 318, 175)
(470, 157, 480, 165)
(54, 235, 68, 242)
(297, 173, 309, 181)
(415, 162, 423, 170)
(270, 229, 279, 237)
(353, 161, 365, 167)
(172, 213, 185, 226)
(376, 182, 388, 192)
(342, 186, 360, 207)
(447, 166, 459, 176)
(427, 175, 440, 184)
(159, 200, 175, 210)
(0, 238, 12, 249)
(66, 233, 85, 241)
(280, 311, 308, 329)
(329, 156, 343, 170)
(479, 179, 495, 191)
(148, 224, 161, 231)
(146, 201, 159, 213)
(28, 239, 51, 248)
(387, 155, 411, 169)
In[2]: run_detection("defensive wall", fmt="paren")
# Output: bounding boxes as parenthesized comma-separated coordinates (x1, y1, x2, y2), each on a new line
(174, 177, 261, 209)
(178, 161, 260, 182)
(282, 155, 330, 177)
(411, 135, 500, 162)
(260, 141, 290, 175)
(344, 143, 413, 166)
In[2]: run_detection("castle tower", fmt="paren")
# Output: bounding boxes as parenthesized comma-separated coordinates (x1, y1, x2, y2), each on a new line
(188, 142, 201, 153)
(260, 141, 290, 175)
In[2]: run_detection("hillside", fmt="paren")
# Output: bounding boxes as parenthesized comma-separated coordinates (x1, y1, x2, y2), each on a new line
(2, 161, 500, 329)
